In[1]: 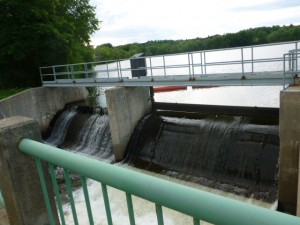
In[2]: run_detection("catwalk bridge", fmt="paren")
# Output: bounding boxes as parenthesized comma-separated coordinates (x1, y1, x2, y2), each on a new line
(40, 41, 300, 88)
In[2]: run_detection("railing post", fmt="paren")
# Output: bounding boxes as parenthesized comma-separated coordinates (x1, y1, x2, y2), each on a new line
(163, 56, 167, 76)
(203, 51, 207, 74)
(0, 116, 60, 225)
(295, 42, 298, 72)
(251, 46, 254, 73)
(149, 57, 153, 77)
(52, 66, 56, 81)
(241, 48, 245, 75)
(200, 52, 203, 75)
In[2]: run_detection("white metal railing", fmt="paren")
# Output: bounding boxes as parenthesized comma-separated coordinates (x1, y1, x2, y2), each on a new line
(283, 49, 300, 89)
(40, 40, 300, 87)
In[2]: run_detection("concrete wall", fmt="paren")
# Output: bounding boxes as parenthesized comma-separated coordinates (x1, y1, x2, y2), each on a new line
(279, 86, 300, 214)
(106, 87, 152, 161)
(0, 87, 88, 133)
(0, 117, 59, 225)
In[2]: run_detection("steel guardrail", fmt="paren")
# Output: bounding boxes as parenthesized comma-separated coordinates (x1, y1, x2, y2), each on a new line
(18, 138, 300, 225)
(39, 40, 299, 87)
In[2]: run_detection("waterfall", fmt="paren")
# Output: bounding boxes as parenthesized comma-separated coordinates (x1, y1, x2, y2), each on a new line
(124, 113, 279, 202)
(46, 108, 114, 163)
(45, 109, 78, 146)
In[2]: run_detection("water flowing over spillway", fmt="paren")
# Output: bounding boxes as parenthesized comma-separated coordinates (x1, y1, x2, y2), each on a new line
(125, 113, 279, 202)
(45, 107, 114, 163)
(46, 106, 279, 204)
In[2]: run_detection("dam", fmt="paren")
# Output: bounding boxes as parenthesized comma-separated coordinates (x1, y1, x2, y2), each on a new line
(1, 41, 300, 225)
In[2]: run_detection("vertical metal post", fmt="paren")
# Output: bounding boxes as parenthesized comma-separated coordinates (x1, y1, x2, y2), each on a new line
(52, 66, 56, 82)
(203, 51, 207, 74)
(149, 57, 153, 77)
(126, 193, 136, 225)
(84, 63, 88, 78)
(251, 46, 254, 73)
(241, 48, 245, 75)
(35, 159, 56, 225)
(49, 163, 66, 225)
(283, 54, 286, 90)
(118, 61, 123, 78)
(296, 42, 298, 72)
(101, 183, 113, 225)
(81, 176, 94, 225)
(163, 56, 167, 76)
(188, 53, 191, 76)
(67, 65, 70, 79)
(188, 53, 195, 77)
(200, 52, 203, 75)
(106, 63, 110, 78)
(71, 65, 75, 79)
(64, 169, 79, 225)
(39, 67, 43, 83)
(116, 61, 120, 79)
(155, 204, 164, 225)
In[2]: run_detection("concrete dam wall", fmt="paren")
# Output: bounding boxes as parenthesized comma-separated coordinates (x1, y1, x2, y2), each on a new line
(0, 87, 89, 133)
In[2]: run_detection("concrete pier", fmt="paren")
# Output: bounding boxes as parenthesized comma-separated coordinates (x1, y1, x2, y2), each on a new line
(0, 117, 59, 225)
(106, 87, 152, 161)
(279, 86, 300, 214)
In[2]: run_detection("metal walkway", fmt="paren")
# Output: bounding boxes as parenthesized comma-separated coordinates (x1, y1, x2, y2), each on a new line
(40, 41, 300, 88)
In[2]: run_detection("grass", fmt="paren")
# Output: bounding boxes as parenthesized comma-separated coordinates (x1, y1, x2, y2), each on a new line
(0, 88, 28, 100)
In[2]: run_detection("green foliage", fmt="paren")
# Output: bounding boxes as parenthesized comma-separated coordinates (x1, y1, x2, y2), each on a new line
(0, 88, 28, 100)
(94, 25, 300, 61)
(0, 0, 100, 88)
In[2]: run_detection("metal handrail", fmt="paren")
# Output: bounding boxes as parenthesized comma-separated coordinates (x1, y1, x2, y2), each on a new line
(39, 40, 300, 87)
(283, 50, 300, 89)
(18, 138, 300, 225)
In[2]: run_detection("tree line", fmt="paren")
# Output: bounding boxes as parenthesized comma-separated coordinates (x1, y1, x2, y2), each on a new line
(94, 25, 300, 61)
(0, 0, 99, 88)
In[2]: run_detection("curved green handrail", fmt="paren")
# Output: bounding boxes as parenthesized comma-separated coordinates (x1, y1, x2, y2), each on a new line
(19, 138, 300, 225)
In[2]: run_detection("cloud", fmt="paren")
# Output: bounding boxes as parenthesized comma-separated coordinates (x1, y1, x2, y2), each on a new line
(231, 0, 300, 11)
(90, 0, 300, 46)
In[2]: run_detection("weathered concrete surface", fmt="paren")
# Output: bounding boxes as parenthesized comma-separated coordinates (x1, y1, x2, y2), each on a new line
(106, 87, 151, 161)
(0, 117, 59, 225)
(279, 86, 300, 214)
(0, 208, 9, 225)
(0, 87, 88, 133)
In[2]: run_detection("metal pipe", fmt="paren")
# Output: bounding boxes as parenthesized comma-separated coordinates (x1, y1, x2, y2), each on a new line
(19, 138, 300, 225)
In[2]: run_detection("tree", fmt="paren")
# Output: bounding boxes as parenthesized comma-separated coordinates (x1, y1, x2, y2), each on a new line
(0, 0, 100, 88)
(93, 25, 300, 61)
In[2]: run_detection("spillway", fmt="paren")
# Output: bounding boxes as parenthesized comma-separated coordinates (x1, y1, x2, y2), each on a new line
(45, 107, 114, 163)
(46, 105, 279, 203)
(124, 113, 279, 202)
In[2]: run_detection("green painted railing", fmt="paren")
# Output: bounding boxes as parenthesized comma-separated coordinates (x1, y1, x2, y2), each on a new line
(18, 138, 300, 225)
(0, 191, 5, 208)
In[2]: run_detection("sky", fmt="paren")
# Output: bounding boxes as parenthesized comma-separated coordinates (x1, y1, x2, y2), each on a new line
(89, 0, 300, 47)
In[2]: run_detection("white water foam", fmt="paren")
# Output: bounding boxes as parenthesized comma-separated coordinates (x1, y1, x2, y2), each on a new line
(62, 164, 276, 225)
